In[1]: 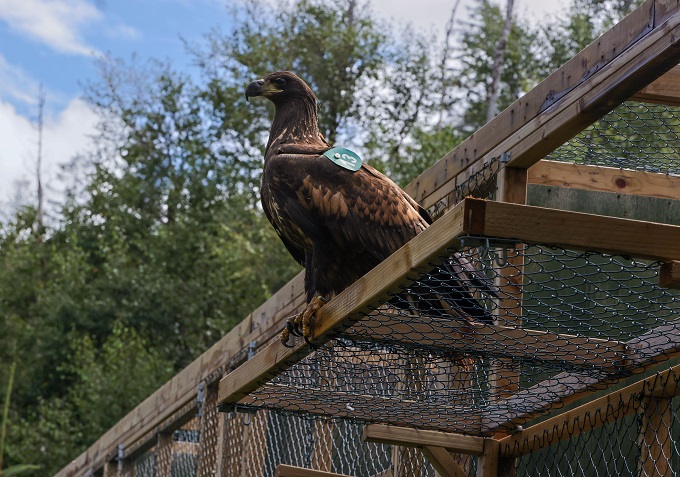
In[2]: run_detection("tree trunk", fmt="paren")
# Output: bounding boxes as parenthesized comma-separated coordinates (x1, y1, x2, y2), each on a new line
(486, 0, 515, 123)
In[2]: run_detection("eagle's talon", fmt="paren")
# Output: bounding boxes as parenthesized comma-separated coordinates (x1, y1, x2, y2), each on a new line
(304, 334, 318, 349)
(280, 327, 292, 347)
(286, 318, 302, 337)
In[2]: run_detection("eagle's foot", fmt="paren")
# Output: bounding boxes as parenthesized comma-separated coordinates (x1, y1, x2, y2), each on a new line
(279, 295, 328, 347)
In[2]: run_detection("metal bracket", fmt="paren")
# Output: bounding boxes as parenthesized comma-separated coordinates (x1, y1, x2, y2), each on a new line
(117, 444, 125, 472)
(459, 235, 522, 267)
(500, 151, 512, 164)
(247, 340, 257, 360)
(197, 382, 205, 418)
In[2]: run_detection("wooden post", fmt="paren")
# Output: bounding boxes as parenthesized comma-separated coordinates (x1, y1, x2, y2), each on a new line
(492, 165, 528, 477)
(156, 433, 173, 477)
(196, 384, 219, 477)
(638, 396, 673, 477)
(102, 461, 117, 477)
(476, 439, 500, 477)
(213, 411, 228, 477)
(119, 459, 135, 477)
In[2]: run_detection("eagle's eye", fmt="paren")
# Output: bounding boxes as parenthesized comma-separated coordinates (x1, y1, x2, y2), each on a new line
(273, 77, 286, 86)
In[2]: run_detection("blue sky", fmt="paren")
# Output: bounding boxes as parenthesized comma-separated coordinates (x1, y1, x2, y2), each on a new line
(0, 0, 564, 216)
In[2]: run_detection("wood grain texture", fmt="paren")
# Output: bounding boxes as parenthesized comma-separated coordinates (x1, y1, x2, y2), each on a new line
(477, 199, 680, 261)
(632, 65, 680, 105)
(660, 261, 680, 288)
(421, 446, 468, 477)
(362, 425, 485, 455)
(529, 160, 680, 200)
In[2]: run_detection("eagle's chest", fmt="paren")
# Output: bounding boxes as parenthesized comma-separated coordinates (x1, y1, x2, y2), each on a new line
(262, 176, 313, 251)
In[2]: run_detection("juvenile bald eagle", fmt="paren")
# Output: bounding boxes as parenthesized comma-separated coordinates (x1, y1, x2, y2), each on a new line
(246, 71, 496, 346)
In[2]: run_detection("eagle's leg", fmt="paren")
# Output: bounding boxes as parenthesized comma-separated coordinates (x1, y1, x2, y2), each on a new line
(280, 295, 328, 347)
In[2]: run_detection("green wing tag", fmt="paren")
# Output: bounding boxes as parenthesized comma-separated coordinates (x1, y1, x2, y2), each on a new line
(323, 147, 362, 172)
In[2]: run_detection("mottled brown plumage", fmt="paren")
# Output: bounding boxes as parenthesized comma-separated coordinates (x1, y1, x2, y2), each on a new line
(246, 71, 495, 345)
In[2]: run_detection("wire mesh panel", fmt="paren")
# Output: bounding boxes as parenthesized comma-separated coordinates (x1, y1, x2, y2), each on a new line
(502, 368, 680, 477)
(218, 411, 401, 476)
(547, 101, 680, 175)
(233, 244, 680, 439)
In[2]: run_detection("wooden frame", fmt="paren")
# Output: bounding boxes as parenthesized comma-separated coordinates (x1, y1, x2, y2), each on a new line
(54, 2, 680, 476)
(219, 198, 680, 407)
(362, 425, 484, 477)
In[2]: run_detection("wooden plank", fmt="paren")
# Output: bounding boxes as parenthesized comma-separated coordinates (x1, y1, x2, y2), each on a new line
(421, 446, 467, 477)
(239, 384, 481, 433)
(631, 64, 680, 105)
(528, 160, 680, 200)
(275, 465, 354, 477)
(477, 199, 680, 261)
(345, 314, 627, 368)
(218, 199, 470, 406)
(506, 9, 680, 170)
(660, 261, 680, 288)
(362, 424, 485, 455)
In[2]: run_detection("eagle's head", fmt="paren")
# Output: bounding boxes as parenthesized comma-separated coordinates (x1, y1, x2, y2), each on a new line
(245, 71, 317, 105)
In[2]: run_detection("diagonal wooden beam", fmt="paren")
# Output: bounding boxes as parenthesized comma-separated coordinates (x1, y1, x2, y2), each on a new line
(421, 446, 468, 477)
(483, 314, 680, 434)
(345, 314, 627, 368)
(497, 360, 680, 459)
(218, 198, 471, 406)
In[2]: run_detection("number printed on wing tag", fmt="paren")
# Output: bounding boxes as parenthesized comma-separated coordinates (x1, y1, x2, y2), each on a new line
(323, 147, 362, 172)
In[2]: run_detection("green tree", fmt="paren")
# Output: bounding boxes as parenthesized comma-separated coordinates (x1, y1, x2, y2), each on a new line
(7, 323, 172, 476)
(457, 0, 541, 132)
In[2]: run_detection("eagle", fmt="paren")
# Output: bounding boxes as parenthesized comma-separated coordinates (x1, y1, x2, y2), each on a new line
(245, 71, 497, 346)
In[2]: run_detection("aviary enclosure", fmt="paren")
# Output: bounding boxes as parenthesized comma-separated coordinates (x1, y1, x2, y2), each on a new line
(55, 1, 680, 476)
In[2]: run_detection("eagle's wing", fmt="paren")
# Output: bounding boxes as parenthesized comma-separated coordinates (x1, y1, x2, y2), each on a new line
(265, 152, 428, 263)
(261, 191, 306, 266)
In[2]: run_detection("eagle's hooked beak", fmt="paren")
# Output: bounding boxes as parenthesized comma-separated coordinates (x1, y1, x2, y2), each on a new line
(245, 79, 264, 102)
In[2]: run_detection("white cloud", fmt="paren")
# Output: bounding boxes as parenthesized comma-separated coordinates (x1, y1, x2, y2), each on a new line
(370, 0, 567, 33)
(0, 0, 102, 56)
(0, 54, 41, 106)
(0, 96, 98, 215)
